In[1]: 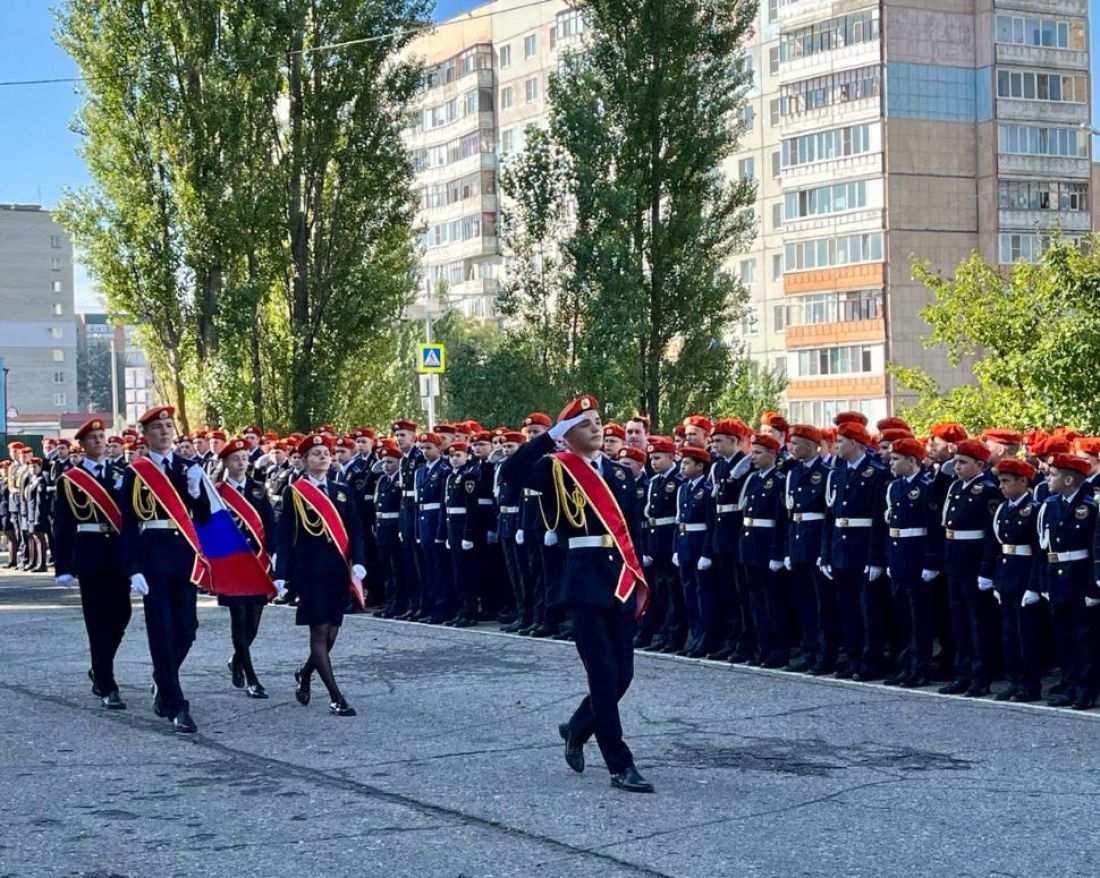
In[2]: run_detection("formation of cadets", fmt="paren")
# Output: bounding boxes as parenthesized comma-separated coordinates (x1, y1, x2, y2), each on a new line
(5, 404, 1100, 736)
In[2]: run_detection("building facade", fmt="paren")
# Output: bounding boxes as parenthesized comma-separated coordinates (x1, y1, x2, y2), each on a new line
(0, 205, 78, 418)
(76, 313, 155, 426)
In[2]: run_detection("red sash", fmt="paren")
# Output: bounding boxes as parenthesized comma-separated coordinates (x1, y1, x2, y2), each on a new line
(130, 457, 212, 590)
(553, 452, 650, 617)
(60, 467, 122, 534)
(290, 481, 365, 609)
(217, 482, 271, 569)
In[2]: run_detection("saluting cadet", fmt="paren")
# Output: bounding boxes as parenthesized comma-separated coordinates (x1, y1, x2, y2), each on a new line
(53, 418, 131, 709)
(739, 433, 788, 668)
(882, 437, 940, 688)
(821, 422, 889, 681)
(517, 412, 556, 637)
(779, 424, 831, 673)
(442, 441, 479, 627)
(393, 420, 424, 621)
(415, 431, 451, 623)
(119, 406, 212, 733)
(937, 439, 1003, 698)
(990, 458, 1044, 702)
(495, 431, 530, 633)
(673, 445, 713, 659)
(372, 443, 404, 617)
(501, 394, 653, 793)
(641, 437, 684, 653)
(216, 438, 276, 699)
(275, 434, 366, 717)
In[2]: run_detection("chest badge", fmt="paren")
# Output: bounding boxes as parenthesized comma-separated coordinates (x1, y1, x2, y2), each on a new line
(862, 467, 874, 478)
(1019, 505, 1033, 518)
(665, 482, 677, 494)
(908, 488, 921, 500)
(336, 491, 346, 503)
(694, 489, 705, 500)
(810, 471, 823, 484)
(763, 479, 774, 491)
(465, 481, 475, 493)
(971, 484, 984, 495)
(1075, 505, 1089, 520)
(614, 469, 627, 481)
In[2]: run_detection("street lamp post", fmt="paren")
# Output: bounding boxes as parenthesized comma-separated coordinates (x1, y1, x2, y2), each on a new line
(1, 366, 9, 435)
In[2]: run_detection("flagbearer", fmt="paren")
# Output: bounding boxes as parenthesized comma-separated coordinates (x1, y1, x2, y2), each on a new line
(53, 417, 131, 710)
(119, 406, 212, 733)
(276, 434, 366, 718)
(501, 395, 653, 794)
(216, 438, 277, 699)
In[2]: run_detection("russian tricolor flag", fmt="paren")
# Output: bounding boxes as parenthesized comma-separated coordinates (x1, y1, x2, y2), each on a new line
(194, 473, 276, 598)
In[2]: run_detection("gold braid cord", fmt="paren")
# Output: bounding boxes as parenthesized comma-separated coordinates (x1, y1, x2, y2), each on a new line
(291, 490, 329, 540)
(132, 475, 157, 522)
(63, 479, 94, 523)
(550, 458, 587, 531)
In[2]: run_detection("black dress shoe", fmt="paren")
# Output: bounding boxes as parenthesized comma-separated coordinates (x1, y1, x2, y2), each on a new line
(786, 656, 815, 673)
(642, 639, 666, 653)
(452, 617, 477, 628)
(501, 621, 527, 633)
(807, 664, 836, 676)
(330, 698, 356, 717)
(883, 670, 909, 686)
(707, 647, 733, 661)
(153, 693, 166, 718)
(246, 683, 269, 699)
(900, 675, 932, 688)
(395, 611, 416, 621)
(728, 651, 752, 664)
(938, 678, 970, 695)
(610, 765, 654, 794)
(91, 683, 104, 698)
(632, 635, 648, 649)
(558, 722, 584, 773)
(686, 648, 708, 659)
(994, 685, 1017, 702)
(228, 657, 245, 690)
(530, 626, 556, 638)
(1047, 693, 1075, 707)
(675, 648, 691, 657)
(1011, 689, 1041, 703)
(173, 710, 198, 733)
(659, 643, 682, 654)
(295, 668, 311, 706)
(1048, 680, 1068, 695)
(964, 682, 991, 698)
(1072, 699, 1096, 711)
(102, 690, 126, 710)
(551, 630, 574, 641)
(371, 609, 386, 618)
(517, 625, 537, 636)
(762, 657, 787, 669)
(834, 667, 854, 680)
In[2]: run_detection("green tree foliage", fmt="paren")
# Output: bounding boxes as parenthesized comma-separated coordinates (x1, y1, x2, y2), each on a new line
(895, 235, 1100, 433)
(715, 359, 787, 426)
(56, 0, 428, 433)
(76, 343, 125, 414)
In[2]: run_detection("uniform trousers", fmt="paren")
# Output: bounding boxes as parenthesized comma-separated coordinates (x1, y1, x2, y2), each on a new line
(746, 564, 789, 662)
(709, 551, 743, 650)
(789, 562, 822, 658)
(568, 603, 635, 774)
(657, 552, 687, 649)
(400, 539, 422, 616)
(999, 590, 1042, 694)
(1050, 599, 1099, 701)
(832, 566, 866, 671)
(143, 575, 198, 718)
(947, 573, 998, 684)
(860, 574, 889, 674)
(812, 570, 841, 670)
(80, 574, 132, 694)
(449, 541, 478, 619)
(680, 560, 713, 651)
(522, 536, 550, 627)
(898, 572, 933, 678)
(377, 543, 402, 613)
(501, 536, 530, 625)
(421, 540, 452, 622)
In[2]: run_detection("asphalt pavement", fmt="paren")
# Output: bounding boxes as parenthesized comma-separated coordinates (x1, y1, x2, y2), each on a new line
(0, 567, 1097, 878)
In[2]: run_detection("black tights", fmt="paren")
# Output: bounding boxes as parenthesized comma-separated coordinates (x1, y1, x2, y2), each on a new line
(302, 624, 342, 703)
(229, 603, 264, 686)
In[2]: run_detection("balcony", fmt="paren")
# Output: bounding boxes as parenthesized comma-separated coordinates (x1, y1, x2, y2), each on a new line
(415, 151, 497, 186)
(780, 207, 885, 238)
(997, 154, 1090, 180)
(779, 96, 881, 137)
(998, 209, 1091, 233)
(993, 0, 1087, 17)
(781, 151, 883, 188)
(995, 44, 1089, 71)
(777, 0, 836, 28)
(783, 262, 884, 295)
(997, 99, 1089, 126)
(785, 374, 886, 400)
(779, 40, 880, 83)
(784, 318, 884, 349)
(406, 111, 495, 150)
(421, 67, 495, 103)
(419, 193, 498, 225)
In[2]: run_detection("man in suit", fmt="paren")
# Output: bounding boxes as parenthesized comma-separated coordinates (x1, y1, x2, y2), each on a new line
(501, 395, 653, 793)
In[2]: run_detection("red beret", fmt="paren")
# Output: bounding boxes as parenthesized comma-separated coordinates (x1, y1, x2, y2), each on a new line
(683, 415, 714, 434)
(752, 432, 781, 453)
(208, 430, 227, 442)
(555, 398, 595, 423)
(417, 432, 443, 445)
(1051, 453, 1090, 477)
(834, 411, 868, 427)
(131, 437, 148, 449)
(876, 416, 910, 432)
(679, 446, 711, 464)
(789, 424, 822, 444)
(760, 411, 789, 433)
(138, 405, 175, 426)
(837, 423, 873, 447)
(107, 435, 124, 445)
(433, 423, 456, 434)
(334, 436, 355, 451)
(994, 458, 1036, 481)
(378, 444, 403, 460)
(177, 434, 193, 443)
(713, 418, 754, 439)
(1024, 429, 1048, 448)
(351, 428, 376, 440)
(240, 424, 261, 437)
(1034, 436, 1070, 457)
(29, 456, 43, 465)
(464, 421, 485, 434)
(603, 423, 626, 440)
(673, 425, 686, 438)
(628, 414, 650, 428)
(526, 411, 556, 427)
(1075, 438, 1100, 456)
(982, 428, 1023, 445)
(122, 428, 139, 438)
(218, 437, 250, 460)
(392, 419, 418, 433)
(473, 431, 492, 443)
(822, 427, 837, 442)
(930, 422, 968, 443)
(647, 436, 676, 455)
(501, 431, 526, 444)
(879, 427, 914, 444)
(954, 439, 991, 462)
(296, 433, 333, 456)
(617, 447, 646, 465)
(274, 441, 290, 453)
(1054, 427, 1082, 442)
(890, 437, 926, 460)
(447, 441, 469, 454)
(74, 418, 107, 441)
(263, 431, 278, 441)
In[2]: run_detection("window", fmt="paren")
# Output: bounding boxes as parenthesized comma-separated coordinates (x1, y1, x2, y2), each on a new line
(771, 203, 782, 229)
(53, 392, 67, 406)
(781, 65, 880, 117)
(525, 77, 539, 103)
(53, 303, 63, 316)
(524, 34, 537, 58)
(769, 98, 780, 127)
(50, 258, 61, 271)
(53, 371, 65, 384)
(51, 280, 62, 293)
(768, 47, 780, 75)
(997, 232, 1081, 264)
(997, 69, 1088, 103)
(52, 349, 64, 362)
(741, 105, 755, 131)
(738, 157, 756, 181)
(995, 15, 1086, 51)
(784, 289, 882, 325)
(499, 45, 512, 68)
(501, 128, 515, 155)
(773, 304, 787, 333)
(779, 10, 880, 63)
(501, 86, 514, 109)
(796, 344, 876, 377)
(49, 326, 63, 339)
(784, 232, 883, 271)
(740, 307, 759, 336)
(772, 253, 783, 280)
(785, 179, 868, 219)
(782, 123, 873, 168)
(50, 235, 63, 249)
(771, 150, 781, 178)
(555, 9, 585, 43)
(998, 125, 1088, 158)
(768, 0, 778, 24)
(739, 259, 757, 284)
(998, 180, 1088, 212)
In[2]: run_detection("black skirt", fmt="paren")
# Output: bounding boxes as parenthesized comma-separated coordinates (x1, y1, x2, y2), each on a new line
(295, 574, 349, 626)
(217, 593, 268, 608)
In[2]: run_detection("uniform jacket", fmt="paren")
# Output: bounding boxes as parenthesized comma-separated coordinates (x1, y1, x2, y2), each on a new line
(992, 493, 1041, 594)
(644, 468, 682, 560)
(821, 453, 889, 570)
(780, 456, 829, 565)
(738, 465, 785, 567)
(884, 472, 940, 578)
(940, 474, 1002, 581)
(415, 457, 450, 546)
(373, 471, 403, 550)
(675, 475, 712, 564)
(709, 452, 749, 555)
(275, 477, 365, 582)
(52, 459, 129, 580)
(1037, 489, 1098, 603)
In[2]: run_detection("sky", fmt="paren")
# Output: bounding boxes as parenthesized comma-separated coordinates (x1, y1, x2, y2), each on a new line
(1, 1, 1098, 307)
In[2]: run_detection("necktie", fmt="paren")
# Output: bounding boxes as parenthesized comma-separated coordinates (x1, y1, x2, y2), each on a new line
(163, 458, 172, 475)
(96, 464, 104, 480)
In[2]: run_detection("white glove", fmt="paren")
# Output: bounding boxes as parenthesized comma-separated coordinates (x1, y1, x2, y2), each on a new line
(351, 564, 366, 581)
(992, 589, 1002, 604)
(941, 458, 957, 478)
(698, 556, 712, 571)
(731, 455, 753, 479)
(1021, 590, 1040, 608)
(549, 414, 588, 441)
(186, 463, 203, 498)
(487, 531, 498, 544)
(130, 573, 149, 596)
(543, 531, 558, 547)
(642, 555, 653, 568)
(1087, 597, 1100, 609)
(515, 529, 525, 546)
(921, 569, 938, 583)
(820, 564, 833, 580)
(461, 540, 474, 551)
(783, 556, 792, 571)
(865, 566, 884, 582)
(56, 574, 75, 587)
(1041, 591, 1050, 601)
(274, 579, 287, 598)
(768, 560, 784, 573)
(672, 552, 679, 568)
(445, 540, 451, 549)
(977, 576, 994, 591)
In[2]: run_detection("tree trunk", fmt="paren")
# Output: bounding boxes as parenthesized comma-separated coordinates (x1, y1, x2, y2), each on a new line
(286, 26, 312, 429)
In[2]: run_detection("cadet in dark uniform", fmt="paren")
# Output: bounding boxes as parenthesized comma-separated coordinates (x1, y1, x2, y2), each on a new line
(119, 406, 212, 733)
(275, 434, 366, 717)
(641, 437, 683, 653)
(616, 447, 650, 646)
(393, 420, 425, 621)
(501, 395, 653, 793)
(673, 445, 713, 659)
(53, 417, 131, 709)
(517, 413, 556, 637)
(373, 443, 404, 616)
(414, 431, 451, 623)
(472, 430, 508, 622)
(495, 431, 529, 632)
(442, 441, 479, 626)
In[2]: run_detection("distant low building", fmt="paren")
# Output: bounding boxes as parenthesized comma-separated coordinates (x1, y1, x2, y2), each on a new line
(76, 313, 155, 425)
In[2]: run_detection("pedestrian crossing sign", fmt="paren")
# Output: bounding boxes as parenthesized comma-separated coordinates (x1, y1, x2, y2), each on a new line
(417, 343, 446, 374)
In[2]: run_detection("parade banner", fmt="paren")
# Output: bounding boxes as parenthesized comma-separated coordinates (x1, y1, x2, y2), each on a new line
(60, 467, 122, 534)
(290, 481, 365, 609)
(130, 456, 211, 589)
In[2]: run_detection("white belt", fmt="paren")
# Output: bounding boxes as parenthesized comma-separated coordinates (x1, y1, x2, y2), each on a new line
(403, 490, 415, 497)
(446, 507, 466, 515)
(650, 516, 676, 526)
(1049, 549, 1089, 563)
(377, 512, 400, 520)
(743, 518, 776, 528)
(420, 502, 441, 511)
(679, 523, 707, 532)
(835, 517, 873, 528)
(889, 527, 927, 538)
(569, 535, 614, 549)
(76, 523, 112, 534)
(1001, 544, 1031, 556)
(477, 498, 494, 506)
(716, 504, 740, 514)
(499, 505, 520, 514)
(523, 489, 541, 497)
(139, 520, 178, 532)
(792, 512, 825, 522)
(945, 529, 983, 540)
